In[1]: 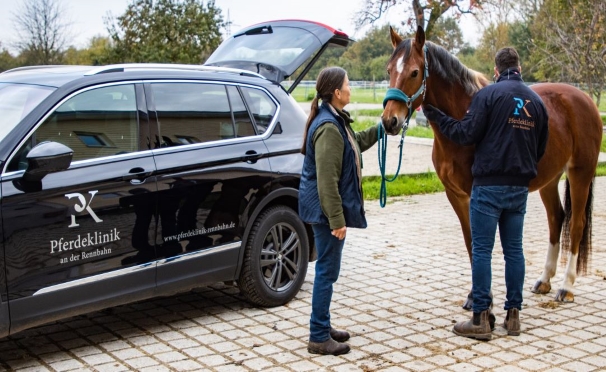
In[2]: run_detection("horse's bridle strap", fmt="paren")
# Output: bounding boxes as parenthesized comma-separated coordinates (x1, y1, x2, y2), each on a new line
(383, 88, 412, 108)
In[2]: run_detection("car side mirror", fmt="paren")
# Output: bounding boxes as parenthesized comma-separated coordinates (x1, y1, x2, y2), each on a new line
(23, 141, 73, 182)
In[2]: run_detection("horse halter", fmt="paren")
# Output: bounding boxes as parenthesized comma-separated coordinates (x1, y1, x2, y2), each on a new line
(382, 45, 429, 122)
(376, 44, 429, 208)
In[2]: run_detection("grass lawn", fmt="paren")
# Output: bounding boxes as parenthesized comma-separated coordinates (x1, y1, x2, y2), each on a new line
(362, 163, 606, 200)
(291, 86, 388, 104)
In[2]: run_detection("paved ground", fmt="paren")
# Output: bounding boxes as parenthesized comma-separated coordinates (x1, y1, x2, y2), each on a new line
(1, 137, 605, 371)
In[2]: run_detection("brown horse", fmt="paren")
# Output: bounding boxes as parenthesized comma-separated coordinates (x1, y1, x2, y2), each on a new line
(382, 26, 603, 309)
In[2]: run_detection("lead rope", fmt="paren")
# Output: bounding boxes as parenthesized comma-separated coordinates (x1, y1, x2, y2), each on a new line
(377, 114, 410, 208)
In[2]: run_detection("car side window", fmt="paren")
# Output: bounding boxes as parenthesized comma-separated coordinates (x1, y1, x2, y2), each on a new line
(240, 87, 277, 134)
(226, 85, 255, 138)
(7, 84, 138, 172)
(151, 83, 255, 146)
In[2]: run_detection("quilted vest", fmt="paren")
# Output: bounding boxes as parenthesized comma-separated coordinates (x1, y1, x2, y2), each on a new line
(298, 103, 367, 228)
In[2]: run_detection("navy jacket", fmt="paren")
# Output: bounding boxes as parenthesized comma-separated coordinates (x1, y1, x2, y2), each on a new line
(433, 69, 549, 186)
(299, 103, 367, 228)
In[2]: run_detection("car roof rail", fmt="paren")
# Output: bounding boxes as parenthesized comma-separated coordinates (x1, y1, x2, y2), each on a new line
(84, 63, 266, 79)
(0, 65, 73, 75)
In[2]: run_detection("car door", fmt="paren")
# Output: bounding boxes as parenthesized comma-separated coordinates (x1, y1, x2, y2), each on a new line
(0, 83, 159, 335)
(205, 19, 353, 91)
(145, 81, 274, 293)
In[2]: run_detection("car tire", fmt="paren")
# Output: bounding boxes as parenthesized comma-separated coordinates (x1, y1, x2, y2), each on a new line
(238, 205, 309, 307)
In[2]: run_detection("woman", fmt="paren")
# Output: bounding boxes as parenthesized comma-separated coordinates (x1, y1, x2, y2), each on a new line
(299, 67, 379, 356)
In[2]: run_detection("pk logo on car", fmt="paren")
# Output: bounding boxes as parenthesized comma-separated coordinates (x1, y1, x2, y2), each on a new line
(65, 191, 103, 227)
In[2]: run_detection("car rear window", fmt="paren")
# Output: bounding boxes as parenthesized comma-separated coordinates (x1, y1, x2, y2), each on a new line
(0, 83, 55, 140)
(207, 26, 318, 69)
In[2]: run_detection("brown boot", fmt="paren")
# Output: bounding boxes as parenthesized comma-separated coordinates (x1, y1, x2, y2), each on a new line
(503, 308, 521, 336)
(329, 327, 350, 342)
(308, 338, 350, 355)
(453, 309, 492, 340)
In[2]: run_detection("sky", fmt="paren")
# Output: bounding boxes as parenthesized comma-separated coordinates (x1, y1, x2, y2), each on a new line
(0, 0, 480, 55)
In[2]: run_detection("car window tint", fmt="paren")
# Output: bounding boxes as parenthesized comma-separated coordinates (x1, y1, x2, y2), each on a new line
(240, 87, 277, 135)
(226, 85, 255, 138)
(7, 84, 138, 171)
(151, 83, 235, 145)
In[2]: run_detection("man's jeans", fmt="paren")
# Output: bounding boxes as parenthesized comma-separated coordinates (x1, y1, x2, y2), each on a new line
(310, 223, 345, 342)
(470, 185, 528, 313)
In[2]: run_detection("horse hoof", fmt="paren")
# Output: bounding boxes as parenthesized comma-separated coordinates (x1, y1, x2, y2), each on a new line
(554, 289, 574, 303)
(531, 280, 551, 294)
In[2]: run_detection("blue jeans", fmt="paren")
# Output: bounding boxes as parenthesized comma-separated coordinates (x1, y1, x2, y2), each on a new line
(310, 223, 345, 342)
(470, 185, 528, 313)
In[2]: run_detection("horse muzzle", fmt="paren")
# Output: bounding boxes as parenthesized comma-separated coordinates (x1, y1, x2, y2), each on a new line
(380, 115, 404, 135)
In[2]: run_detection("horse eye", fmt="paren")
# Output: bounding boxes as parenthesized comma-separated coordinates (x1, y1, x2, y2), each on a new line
(412, 70, 419, 78)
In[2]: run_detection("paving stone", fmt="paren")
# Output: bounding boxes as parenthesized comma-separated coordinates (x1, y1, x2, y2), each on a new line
(2, 174, 606, 371)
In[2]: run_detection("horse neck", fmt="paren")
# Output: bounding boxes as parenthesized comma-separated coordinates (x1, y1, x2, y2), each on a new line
(425, 77, 473, 121)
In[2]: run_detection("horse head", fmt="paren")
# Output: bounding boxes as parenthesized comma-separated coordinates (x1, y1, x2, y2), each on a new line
(381, 26, 428, 135)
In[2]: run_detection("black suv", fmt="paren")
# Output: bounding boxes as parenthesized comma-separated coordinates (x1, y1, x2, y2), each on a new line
(0, 20, 352, 338)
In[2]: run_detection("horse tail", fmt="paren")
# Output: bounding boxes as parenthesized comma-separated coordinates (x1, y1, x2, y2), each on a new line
(561, 177, 593, 274)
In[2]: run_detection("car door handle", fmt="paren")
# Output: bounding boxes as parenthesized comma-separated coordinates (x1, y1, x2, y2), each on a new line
(243, 150, 263, 164)
(123, 167, 153, 183)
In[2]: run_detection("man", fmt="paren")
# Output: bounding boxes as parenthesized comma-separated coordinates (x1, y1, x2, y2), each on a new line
(423, 47, 549, 340)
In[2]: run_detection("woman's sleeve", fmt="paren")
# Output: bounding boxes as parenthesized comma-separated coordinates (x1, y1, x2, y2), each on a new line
(355, 123, 380, 152)
(314, 123, 346, 229)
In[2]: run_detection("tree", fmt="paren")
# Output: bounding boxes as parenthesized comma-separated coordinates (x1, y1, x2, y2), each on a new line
(63, 37, 113, 66)
(12, 0, 71, 65)
(0, 43, 19, 72)
(468, 0, 540, 80)
(338, 25, 396, 80)
(507, 20, 536, 80)
(104, 0, 225, 64)
(429, 17, 466, 54)
(530, 0, 606, 104)
(355, 0, 484, 38)
(475, 22, 510, 73)
(457, 45, 492, 75)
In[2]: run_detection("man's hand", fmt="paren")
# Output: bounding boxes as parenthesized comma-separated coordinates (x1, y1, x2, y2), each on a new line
(422, 104, 444, 123)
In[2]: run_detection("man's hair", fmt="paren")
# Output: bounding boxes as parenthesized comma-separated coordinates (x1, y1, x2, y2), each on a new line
(494, 47, 520, 74)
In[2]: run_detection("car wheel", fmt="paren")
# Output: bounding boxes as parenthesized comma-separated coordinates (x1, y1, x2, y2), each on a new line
(238, 205, 309, 307)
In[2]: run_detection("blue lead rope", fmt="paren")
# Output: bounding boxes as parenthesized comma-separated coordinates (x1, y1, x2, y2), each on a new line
(377, 121, 408, 208)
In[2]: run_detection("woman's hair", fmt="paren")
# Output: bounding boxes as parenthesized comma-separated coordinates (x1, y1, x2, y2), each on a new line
(300, 66, 347, 154)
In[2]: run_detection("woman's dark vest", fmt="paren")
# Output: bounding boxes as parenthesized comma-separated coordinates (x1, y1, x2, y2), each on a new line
(298, 103, 367, 228)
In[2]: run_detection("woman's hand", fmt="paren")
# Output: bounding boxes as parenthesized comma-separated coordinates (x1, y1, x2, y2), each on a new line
(331, 226, 347, 240)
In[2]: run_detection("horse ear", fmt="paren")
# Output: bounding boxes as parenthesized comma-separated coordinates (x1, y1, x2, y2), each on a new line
(415, 25, 426, 50)
(389, 26, 403, 49)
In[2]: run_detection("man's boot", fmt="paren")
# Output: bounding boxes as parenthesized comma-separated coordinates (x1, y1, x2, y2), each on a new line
(503, 308, 521, 336)
(308, 338, 350, 355)
(330, 327, 350, 342)
(453, 309, 492, 340)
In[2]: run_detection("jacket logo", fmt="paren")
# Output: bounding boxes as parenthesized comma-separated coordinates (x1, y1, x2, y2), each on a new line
(66, 191, 103, 228)
(513, 98, 532, 117)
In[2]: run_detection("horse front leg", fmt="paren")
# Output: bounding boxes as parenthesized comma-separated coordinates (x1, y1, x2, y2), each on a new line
(444, 188, 473, 310)
(532, 177, 565, 296)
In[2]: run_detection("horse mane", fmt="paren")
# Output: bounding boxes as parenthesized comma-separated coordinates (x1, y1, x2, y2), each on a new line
(425, 41, 488, 95)
(390, 39, 488, 96)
